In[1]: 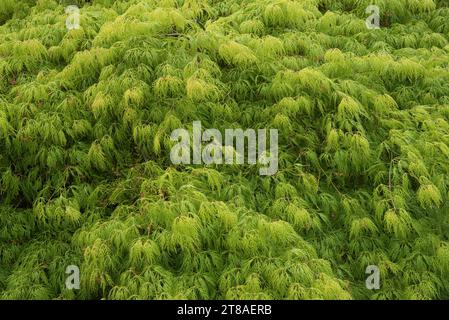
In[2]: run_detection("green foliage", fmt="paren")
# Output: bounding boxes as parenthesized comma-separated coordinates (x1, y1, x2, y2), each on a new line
(0, 0, 449, 300)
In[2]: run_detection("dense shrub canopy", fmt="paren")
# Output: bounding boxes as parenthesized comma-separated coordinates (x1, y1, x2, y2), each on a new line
(0, 0, 449, 299)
